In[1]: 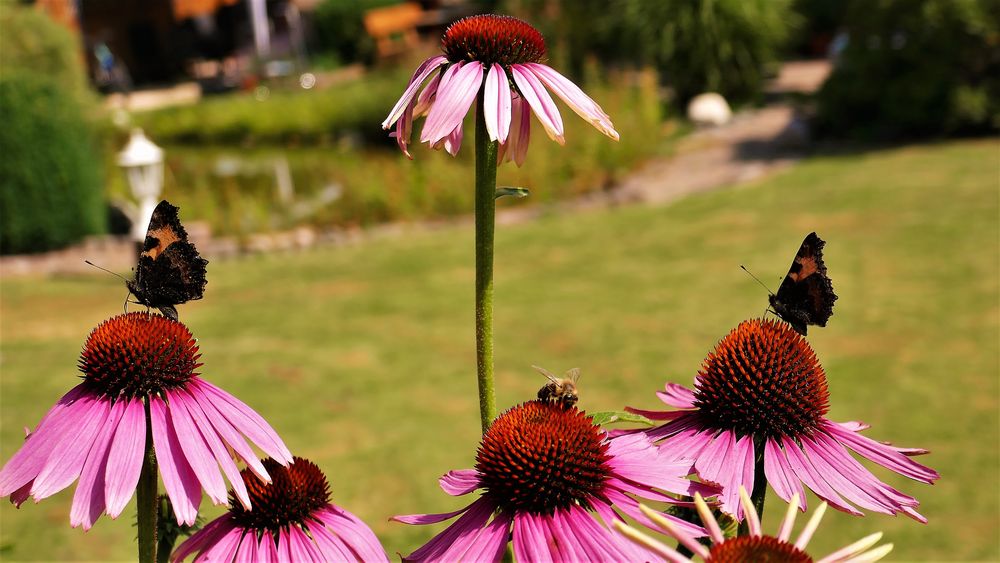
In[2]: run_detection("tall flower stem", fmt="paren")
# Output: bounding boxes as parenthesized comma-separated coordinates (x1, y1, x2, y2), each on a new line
(137, 400, 158, 563)
(474, 89, 500, 433)
(738, 440, 768, 537)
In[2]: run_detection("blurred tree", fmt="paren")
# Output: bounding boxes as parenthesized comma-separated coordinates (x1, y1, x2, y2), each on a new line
(505, 0, 797, 108)
(0, 7, 105, 254)
(310, 0, 400, 67)
(815, 0, 1000, 139)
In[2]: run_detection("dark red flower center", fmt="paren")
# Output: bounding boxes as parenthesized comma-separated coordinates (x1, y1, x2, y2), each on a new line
(707, 535, 813, 563)
(476, 400, 611, 515)
(692, 319, 829, 441)
(78, 312, 201, 399)
(230, 457, 331, 532)
(442, 14, 546, 67)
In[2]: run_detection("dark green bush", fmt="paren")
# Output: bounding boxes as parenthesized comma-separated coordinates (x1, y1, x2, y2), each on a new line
(310, 0, 401, 66)
(506, 0, 796, 108)
(0, 7, 89, 93)
(815, 0, 1000, 139)
(0, 71, 105, 254)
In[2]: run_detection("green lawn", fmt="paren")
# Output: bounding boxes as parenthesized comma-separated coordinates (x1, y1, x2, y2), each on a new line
(1, 139, 997, 561)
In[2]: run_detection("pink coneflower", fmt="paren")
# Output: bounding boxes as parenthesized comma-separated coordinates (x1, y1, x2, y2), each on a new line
(172, 457, 388, 562)
(630, 319, 938, 522)
(615, 486, 894, 562)
(393, 400, 716, 562)
(0, 312, 292, 529)
(381, 14, 618, 164)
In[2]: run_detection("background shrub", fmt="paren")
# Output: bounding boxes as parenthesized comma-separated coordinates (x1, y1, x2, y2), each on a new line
(506, 0, 797, 108)
(309, 0, 401, 67)
(0, 8, 105, 255)
(814, 0, 1000, 139)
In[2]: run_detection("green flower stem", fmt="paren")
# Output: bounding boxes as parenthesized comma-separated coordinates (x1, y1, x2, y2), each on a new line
(738, 439, 768, 537)
(474, 89, 500, 434)
(137, 400, 158, 563)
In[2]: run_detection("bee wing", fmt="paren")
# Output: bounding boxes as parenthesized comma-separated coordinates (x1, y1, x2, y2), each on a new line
(531, 365, 560, 384)
(564, 368, 582, 383)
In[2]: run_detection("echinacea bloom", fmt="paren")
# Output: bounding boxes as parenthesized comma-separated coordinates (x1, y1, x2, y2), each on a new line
(381, 14, 618, 164)
(393, 400, 717, 562)
(630, 318, 938, 522)
(0, 312, 292, 529)
(172, 457, 388, 562)
(615, 486, 894, 563)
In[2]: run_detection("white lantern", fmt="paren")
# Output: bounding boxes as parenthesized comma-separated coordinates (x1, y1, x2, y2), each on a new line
(117, 129, 164, 243)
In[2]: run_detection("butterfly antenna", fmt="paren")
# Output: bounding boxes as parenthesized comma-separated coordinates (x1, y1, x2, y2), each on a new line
(740, 265, 774, 294)
(84, 260, 130, 283)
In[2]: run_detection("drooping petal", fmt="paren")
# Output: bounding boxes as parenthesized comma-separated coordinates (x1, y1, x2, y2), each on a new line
(764, 437, 807, 512)
(823, 420, 939, 483)
(0, 385, 90, 495)
(187, 388, 270, 483)
(165, 389, 229, 506)
(781, 435, 862, 516)
(170, 514, 239, 562)
(439, 469, 479, 496)
(421, 62, 483, 146)
(170, 390, 250, 509)
(314, 505, 390, 563)
(451, 509, 509, 563)
(414, 72, 442, 116)
(103, 399, 147, 518)
(310, 520, 357, 561)
(441, 123, 464, 156)
(500, 93, 531, 166)
(192, 379, 292, 464)
(382, 55, 448, 129)
(524, 62, 619, 140)
(392, 504, 473, 525)
(150, 397, 202, 525)
(30, 393, 108, 499)
(287, 525, 322, 562)
(483, 63, 512, 143)
(510, 64, 564, 144)
(391, 97, 416, 159)
(71, 398, 126, 529)
(401, 496, 497, 562)
(513, 512, 553, 563)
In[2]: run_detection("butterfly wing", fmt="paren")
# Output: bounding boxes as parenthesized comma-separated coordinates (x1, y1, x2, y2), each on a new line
(128, 201, 208, 318)
(769, 232, 837, 335)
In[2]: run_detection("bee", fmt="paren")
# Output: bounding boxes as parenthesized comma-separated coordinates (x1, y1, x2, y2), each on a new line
(533, 365, 581, 407)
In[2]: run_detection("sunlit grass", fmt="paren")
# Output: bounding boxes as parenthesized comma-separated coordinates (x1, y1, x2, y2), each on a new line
(1, 139, 996, 560)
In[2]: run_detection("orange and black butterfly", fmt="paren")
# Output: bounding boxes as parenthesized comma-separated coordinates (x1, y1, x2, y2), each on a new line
(126, 200, 208, 320)
(767, 232, 837, 335)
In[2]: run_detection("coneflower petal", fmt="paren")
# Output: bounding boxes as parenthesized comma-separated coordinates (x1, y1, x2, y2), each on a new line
(764, 437, 807, 511)
(70, 398, 125, 529)
(510, 64, 564, 143)
(382, 55, 448, 129)
(524, 62, 619, 140)
(439, 469, 479, 496)
(165, 390, 229, 505)
(31, 394, 107, 499)
(421, 62, 483, 145)
(150, 397, 201, 526)
(103, 398, 146, 517)
(483, 63, 512, 143)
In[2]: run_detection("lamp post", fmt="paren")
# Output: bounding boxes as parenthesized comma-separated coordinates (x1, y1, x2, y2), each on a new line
(117, 129, 164, 257)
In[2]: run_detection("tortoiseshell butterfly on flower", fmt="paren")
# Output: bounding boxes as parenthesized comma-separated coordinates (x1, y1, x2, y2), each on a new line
(126, 200, 208, 321)
(766, 232, 837, 335)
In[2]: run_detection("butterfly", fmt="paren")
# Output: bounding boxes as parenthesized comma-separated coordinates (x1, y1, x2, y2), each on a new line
(767, 232, 837, 335)
(126, 200, 208, 321)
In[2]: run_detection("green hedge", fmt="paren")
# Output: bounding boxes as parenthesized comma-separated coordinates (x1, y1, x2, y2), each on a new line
(0, 72, 105, 254)
(815, 0, 1000, 139)
(136, 66, 413, 145)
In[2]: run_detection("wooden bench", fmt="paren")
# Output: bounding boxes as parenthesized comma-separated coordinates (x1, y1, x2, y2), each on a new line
(363, 2, 423, 59)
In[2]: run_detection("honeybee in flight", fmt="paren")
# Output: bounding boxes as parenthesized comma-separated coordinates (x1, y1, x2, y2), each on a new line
(533, 365, 581, 407)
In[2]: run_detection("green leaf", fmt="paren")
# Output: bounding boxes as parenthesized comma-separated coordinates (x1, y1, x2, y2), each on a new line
(589, 410, 655, 427)
(495, 186, 530, 199)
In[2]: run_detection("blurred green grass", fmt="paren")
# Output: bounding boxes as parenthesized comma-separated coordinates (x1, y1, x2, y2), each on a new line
(1, 139, 997, 561)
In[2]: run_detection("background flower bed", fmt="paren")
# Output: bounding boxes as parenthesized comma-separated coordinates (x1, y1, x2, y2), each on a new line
(1, 139, 995, 561)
